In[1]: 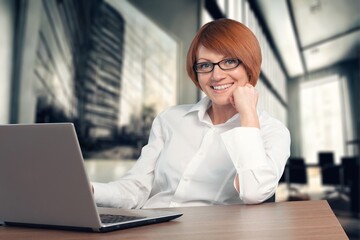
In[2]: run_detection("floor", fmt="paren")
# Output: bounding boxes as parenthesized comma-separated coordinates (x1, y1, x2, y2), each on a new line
(85, 160, 360, 239)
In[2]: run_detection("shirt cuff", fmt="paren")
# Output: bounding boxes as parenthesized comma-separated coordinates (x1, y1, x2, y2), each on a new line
(92, 182, 115, 206)
(221, 127, 268, 170)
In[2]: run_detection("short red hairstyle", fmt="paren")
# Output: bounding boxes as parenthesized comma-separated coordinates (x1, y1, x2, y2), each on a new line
(186, 18, 262, 88)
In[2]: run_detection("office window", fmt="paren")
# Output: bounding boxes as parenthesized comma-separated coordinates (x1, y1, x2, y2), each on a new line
(257, 80, 287, 125)
(201, 5, 213, 26)
(227, 0, 242, 21)
(216, 0, 227, 14)
(300, 75, 345, 164)
(244, 0, 287, 125)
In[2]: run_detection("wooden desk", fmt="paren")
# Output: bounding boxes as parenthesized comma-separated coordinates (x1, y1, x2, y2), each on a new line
(0, 200, 348, 240)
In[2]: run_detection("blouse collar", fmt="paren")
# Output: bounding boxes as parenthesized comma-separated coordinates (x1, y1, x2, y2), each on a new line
(184, 97, 240, 126)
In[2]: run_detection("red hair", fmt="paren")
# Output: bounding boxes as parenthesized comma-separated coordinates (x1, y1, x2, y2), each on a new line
(186, 18, 262, 88)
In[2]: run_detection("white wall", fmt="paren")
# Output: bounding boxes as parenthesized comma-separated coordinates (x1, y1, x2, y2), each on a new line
(0, 0, 15, 123)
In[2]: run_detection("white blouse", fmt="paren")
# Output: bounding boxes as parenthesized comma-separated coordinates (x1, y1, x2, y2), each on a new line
(92, 97, 291, 209)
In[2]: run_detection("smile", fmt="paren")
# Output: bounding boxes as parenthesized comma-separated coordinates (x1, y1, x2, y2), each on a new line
(211, 83, 233, 90)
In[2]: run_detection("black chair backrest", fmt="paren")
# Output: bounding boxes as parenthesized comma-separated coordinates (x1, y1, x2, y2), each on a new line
(320, 153, 340, 185)
(341, 156, 359, 186)
(289, 157, 305, 166)
(318, 152, 334, 167)
(279, 157, 307, 184)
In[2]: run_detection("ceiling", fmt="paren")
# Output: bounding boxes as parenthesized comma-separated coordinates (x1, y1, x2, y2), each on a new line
(254, 0, 360, 78)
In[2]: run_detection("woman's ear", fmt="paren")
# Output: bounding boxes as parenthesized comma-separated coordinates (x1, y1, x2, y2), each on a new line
(249, 76, 256, 87)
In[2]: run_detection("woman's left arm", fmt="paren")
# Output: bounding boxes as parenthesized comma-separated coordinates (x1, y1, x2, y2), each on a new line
(221, 121, 291, 204)
(225, 83, 290, 204)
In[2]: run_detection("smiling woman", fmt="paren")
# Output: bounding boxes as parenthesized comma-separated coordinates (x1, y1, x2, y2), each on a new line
(92, 18, 291, 209)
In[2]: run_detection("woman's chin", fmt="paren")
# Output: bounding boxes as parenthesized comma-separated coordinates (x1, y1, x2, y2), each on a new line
(211, 97, 233, 107)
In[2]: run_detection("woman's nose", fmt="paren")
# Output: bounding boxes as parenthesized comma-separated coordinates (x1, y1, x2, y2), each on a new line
(211, 65, 226, 81)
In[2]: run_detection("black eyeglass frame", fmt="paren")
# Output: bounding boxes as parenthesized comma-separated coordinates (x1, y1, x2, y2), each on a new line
(193, 58, 242, 73)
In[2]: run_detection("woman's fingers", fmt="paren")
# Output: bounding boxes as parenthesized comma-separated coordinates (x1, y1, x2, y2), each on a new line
(231, 83, 258, 115)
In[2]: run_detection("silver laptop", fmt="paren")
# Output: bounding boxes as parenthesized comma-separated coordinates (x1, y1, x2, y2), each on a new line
(0, 123, 182, 232)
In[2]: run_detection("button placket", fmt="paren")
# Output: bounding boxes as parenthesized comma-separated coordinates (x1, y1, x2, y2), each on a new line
(171, 128, 215, 202)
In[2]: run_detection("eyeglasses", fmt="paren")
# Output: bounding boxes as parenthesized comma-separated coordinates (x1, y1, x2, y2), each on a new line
(193, 58, 241, 73)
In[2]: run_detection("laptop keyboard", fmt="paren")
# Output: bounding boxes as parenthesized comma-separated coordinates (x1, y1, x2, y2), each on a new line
(100, 214, 146, 224)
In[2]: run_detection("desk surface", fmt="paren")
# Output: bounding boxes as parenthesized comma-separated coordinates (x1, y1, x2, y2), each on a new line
(0, 200, 348, 240)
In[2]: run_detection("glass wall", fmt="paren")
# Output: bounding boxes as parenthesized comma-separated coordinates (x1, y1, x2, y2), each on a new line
(9, 0, 178, 160)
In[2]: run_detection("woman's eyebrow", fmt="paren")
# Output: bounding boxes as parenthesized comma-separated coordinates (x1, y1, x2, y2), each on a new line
(196, 57, 231, 62)
(197, 58, 211, 62)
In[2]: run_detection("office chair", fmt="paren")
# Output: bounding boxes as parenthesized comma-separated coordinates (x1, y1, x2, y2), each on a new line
(341, 156, 358, 187)
(288, 158, 307, 184)
(318, 152, 347, 201)
(318, 152, 335, 166)
(285, 157, 309, 201)
(341, 156, 360, 216)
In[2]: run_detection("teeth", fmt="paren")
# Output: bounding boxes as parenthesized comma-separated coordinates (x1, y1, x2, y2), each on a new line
(213, 84, 232, 90)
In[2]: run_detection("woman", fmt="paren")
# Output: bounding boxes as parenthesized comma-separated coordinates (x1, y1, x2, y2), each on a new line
(92, 18, 290, 208)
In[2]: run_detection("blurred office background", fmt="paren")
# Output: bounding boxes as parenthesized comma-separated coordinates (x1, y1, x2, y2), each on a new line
(0, 0, 359, 238)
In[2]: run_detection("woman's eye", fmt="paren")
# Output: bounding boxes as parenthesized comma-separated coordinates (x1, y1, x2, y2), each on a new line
(225, 59, 236, 65)
(198, 63, 211, 69)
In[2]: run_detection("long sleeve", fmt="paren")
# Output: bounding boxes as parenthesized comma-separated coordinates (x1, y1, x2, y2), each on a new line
(220, 116, 291, 204)
(92, 116, 165, 209)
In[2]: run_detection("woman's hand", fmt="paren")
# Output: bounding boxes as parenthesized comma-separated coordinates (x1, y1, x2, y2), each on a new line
(230, 83, 260, 128)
